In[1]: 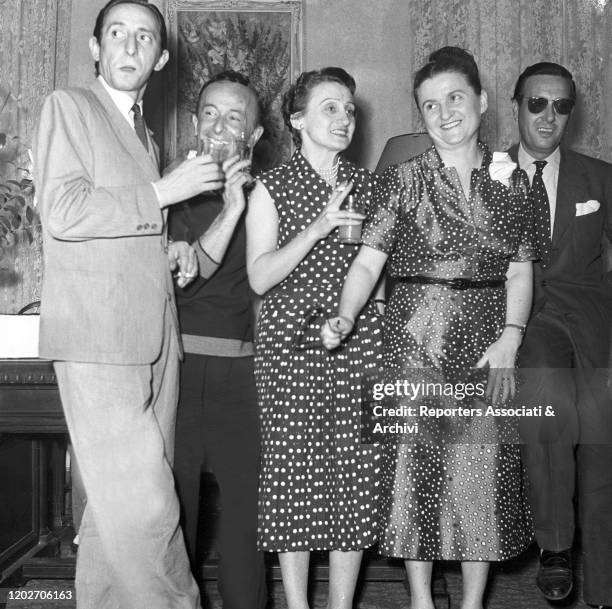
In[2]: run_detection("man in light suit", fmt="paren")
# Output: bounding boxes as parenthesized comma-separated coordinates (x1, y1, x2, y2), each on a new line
(33, 1, 223, 607)
(510, 62, 612, 609)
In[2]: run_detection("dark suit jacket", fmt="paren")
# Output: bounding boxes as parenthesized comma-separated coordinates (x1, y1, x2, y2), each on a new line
(34, 79, 179, 364)
(509, 144, 612, 364)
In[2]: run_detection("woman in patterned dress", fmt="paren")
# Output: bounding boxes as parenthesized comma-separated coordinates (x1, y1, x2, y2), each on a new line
(322, 48, 534, 609)
(246, 67, 382, 609)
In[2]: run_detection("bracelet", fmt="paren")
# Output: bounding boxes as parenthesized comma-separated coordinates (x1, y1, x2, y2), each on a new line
(373, 298, 386, 314)
(504, 323, 526, 334)
(336, 315, 355, 327)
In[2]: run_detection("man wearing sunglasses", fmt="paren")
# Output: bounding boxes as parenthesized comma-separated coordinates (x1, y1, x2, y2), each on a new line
(509, 62, 612, 609)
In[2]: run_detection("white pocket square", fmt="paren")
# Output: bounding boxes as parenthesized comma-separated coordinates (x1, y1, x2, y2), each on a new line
(575, 200, 600, 216)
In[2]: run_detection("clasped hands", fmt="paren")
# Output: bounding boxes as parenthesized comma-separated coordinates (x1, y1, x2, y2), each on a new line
(321, 316, 519, 405)
(320, 315, 354, 350)
(154, 152, 253, 209)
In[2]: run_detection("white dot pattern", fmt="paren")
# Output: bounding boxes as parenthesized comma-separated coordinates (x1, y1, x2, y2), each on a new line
(255, 152, 382, 552)
(363, 144, 535, 561)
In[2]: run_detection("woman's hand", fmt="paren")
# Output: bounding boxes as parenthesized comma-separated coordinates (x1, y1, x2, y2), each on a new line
(477, 261, 531, 404)
(307, 181, 363, 241)
(475, 330, 522, 404)
(320, 315, 354, 351)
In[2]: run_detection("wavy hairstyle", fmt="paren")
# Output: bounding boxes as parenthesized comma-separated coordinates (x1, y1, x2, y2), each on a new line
(282, 67, 356, 147)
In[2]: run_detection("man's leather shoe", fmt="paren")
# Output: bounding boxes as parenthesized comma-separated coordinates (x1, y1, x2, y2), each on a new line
(536, 549, 573, 601)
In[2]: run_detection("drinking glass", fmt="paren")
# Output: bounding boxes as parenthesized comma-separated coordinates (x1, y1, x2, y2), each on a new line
(233, 132, 254, 172)
(338, 194, 364, 244)
(198, 135, 231, 163)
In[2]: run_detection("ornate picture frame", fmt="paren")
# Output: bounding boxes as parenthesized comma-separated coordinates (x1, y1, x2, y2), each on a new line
(165, 0, 303, 171)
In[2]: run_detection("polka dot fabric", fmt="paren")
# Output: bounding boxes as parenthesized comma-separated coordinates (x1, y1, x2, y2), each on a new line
(362, 144, 535, 561)
(255, 151, 382, 552)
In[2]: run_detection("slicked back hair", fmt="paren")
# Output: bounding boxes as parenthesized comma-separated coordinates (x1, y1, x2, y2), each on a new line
(512, 62, 576, 101)
(93, 0, 167, 49)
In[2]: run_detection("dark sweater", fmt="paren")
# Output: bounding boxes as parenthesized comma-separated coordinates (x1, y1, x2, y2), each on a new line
(169, 193, 253, 346)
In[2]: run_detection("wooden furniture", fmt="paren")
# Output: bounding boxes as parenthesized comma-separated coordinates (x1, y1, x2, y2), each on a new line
(0, 358, 449, 607)
(0, 359, 67, 583)
(375, 132, 432, 174)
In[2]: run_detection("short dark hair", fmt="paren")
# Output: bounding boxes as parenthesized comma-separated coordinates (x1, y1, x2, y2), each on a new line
(282, 67, 356, 147)
(512, 62, 576, 101)
(413, 46, 482, 105)
(93, 0, 167, 50)
(196, 70, 262, 124)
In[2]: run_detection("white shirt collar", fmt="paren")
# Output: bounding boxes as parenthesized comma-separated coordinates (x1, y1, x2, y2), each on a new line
(518, 142, 561, 174)
(97, 75, 141, 128)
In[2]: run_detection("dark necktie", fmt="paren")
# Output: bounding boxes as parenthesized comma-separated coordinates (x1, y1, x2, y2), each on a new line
(531, 160, 550, 265)
(131, 103, 148, 151)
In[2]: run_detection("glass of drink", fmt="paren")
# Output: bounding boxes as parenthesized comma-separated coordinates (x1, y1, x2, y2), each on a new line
(338, 194, 364, 244)
(232, 132, 254, 174)
(198, 135, 231, 163)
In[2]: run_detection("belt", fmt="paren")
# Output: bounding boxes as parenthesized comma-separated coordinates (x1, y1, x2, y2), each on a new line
(397, 276, 505, 290)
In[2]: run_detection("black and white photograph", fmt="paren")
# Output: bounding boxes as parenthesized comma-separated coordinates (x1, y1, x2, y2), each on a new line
(1, 1, 611, 608)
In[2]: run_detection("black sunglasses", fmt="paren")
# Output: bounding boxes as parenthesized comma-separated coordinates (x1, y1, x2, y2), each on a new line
(291, 305, 329, 351)
(517, 96, 574, 115)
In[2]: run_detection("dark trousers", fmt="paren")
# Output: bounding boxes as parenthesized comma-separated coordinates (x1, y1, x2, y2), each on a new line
(173, 354, 267, 609)
(518, 306, 612, 605)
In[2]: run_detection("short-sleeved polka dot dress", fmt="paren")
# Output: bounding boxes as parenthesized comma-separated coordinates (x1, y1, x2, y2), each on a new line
(255, 151, 382, 552)
(362, 144, 535, 561)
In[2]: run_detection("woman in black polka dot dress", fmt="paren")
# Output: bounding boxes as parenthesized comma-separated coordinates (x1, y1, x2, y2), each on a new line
(246, 67, 382, 609)
(322, 48, 534, 609)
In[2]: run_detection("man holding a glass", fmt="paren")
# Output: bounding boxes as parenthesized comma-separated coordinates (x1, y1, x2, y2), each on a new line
(168, 71, 266, 609)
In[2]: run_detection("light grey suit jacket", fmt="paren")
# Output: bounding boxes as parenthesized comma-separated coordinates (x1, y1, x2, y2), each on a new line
(34, 79, 179, 364)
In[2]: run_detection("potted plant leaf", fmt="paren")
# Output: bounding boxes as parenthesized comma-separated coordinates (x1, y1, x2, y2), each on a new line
(0, 84, 42, 334)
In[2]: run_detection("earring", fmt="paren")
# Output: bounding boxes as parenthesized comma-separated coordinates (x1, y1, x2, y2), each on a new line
(298, 122, 304, 129)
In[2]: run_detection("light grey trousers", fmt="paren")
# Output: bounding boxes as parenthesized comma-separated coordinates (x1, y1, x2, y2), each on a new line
(54, 314, 200, 609)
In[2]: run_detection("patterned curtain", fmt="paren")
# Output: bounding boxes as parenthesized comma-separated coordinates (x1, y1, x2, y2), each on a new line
(408, 0, 612, 161)
(0, 0, 72, 312)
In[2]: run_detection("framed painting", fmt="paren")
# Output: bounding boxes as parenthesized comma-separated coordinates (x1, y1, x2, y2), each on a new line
(165, 0, 303, 172)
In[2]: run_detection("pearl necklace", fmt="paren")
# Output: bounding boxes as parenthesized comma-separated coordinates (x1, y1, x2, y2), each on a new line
(314, 159, 339, 185)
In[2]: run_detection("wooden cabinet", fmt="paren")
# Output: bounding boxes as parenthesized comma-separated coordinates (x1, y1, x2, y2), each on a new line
(0, 438, 40, 577)
(0, 359, 67, 583)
